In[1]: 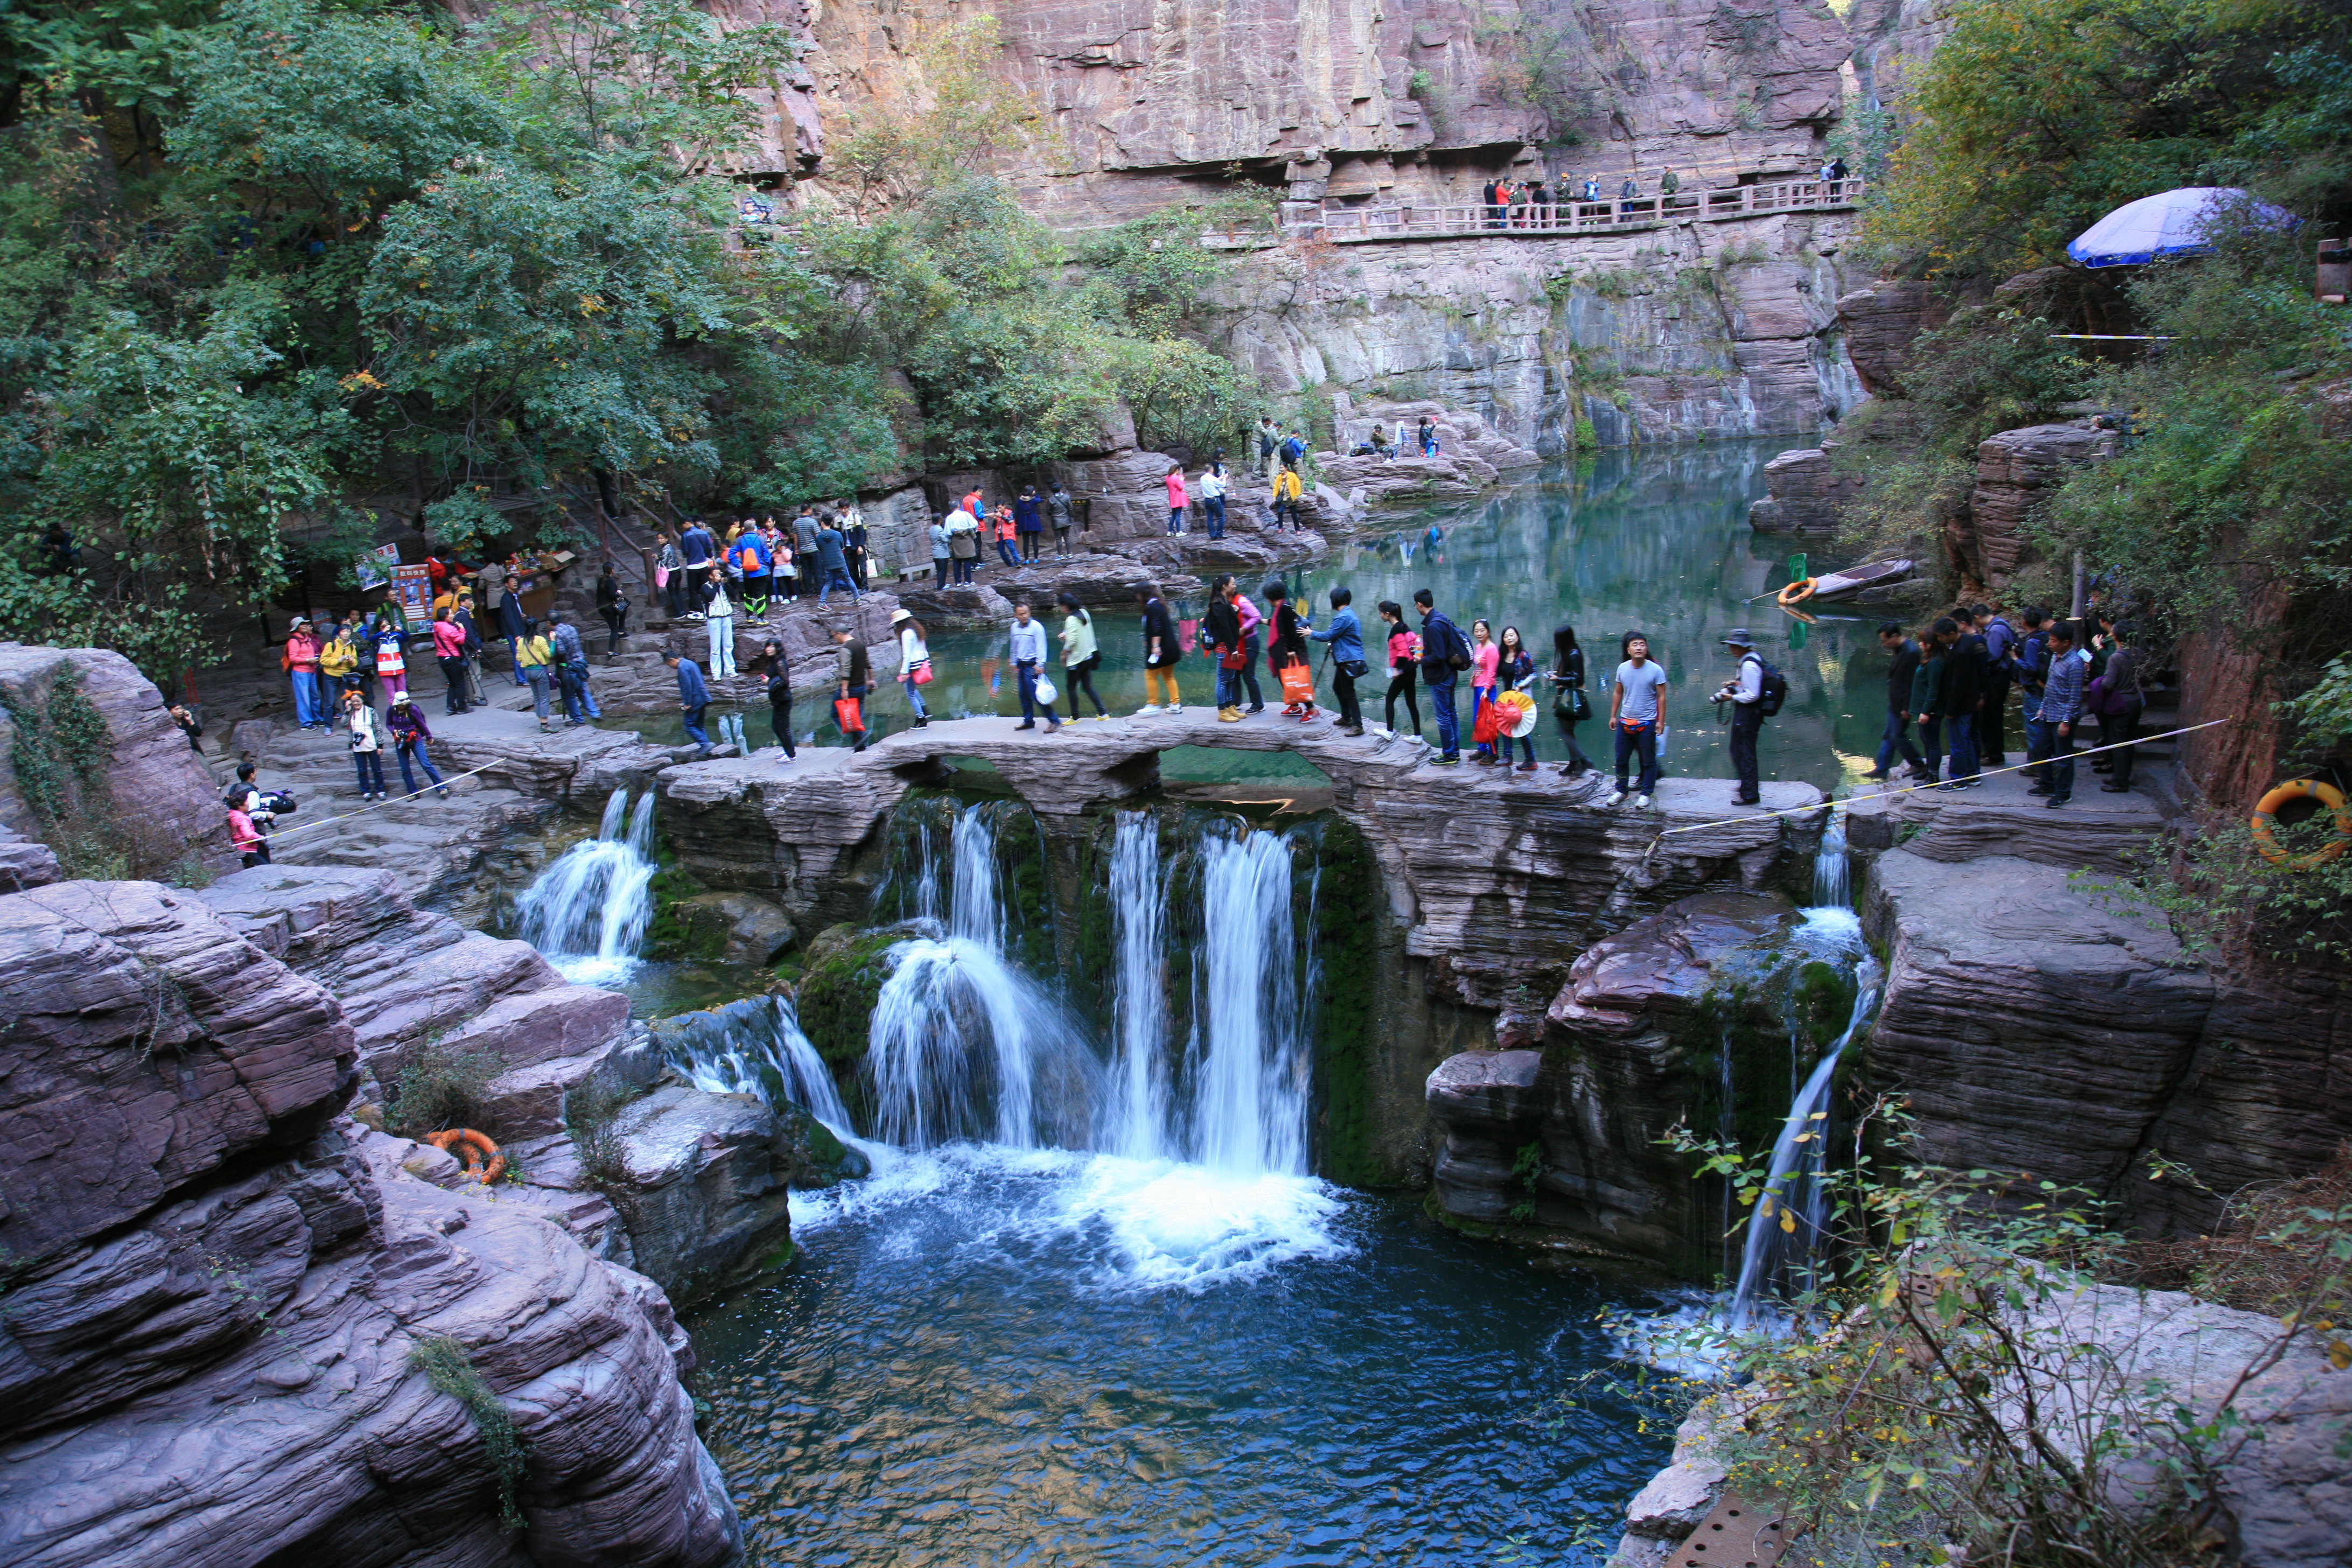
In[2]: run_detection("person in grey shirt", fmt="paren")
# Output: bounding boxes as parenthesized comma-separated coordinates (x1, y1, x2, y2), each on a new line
(793, 505, 821, 556)
(1047, 483, 1075, 557)
(1005, 601, 1060, 732)
(1606, 632, 1669, 808)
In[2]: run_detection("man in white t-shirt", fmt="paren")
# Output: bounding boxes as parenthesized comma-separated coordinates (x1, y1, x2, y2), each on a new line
(1606, 632, 1669, 809)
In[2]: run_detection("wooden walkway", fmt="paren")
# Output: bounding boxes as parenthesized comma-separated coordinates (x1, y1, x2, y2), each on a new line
(1202, 177, 1866, 249)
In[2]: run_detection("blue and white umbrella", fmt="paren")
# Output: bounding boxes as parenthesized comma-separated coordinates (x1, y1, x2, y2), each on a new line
(2066, 186, 2298, 268)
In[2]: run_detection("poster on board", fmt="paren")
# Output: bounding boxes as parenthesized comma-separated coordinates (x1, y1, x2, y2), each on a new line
(391, 564, 432, 627)
(355, 542, 401, 591)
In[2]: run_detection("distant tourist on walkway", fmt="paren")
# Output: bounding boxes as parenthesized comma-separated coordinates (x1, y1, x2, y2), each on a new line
(731, 526, 771, 618)
(373, 616, 409, 702)
(550, 614, 601, 724)
(679, 517, 717, 589)
(1270, 466, 1303, 531)
(1714, 628, 1767, 806)
(1941, 608, 1988, 788)
(1308, 586, 1366, 736)
(827, 628, 862, 754)
(1581, 173, 1601, 204)
(1137, 584, 1181, 715)
(1265, 579, 1318, 722)
(2089, 619, 2143, 792)
(1199, 457, 1229, 538)
(1495, 625, 1537, 770)
(1282, 428, 1307, 471)
(1056, 593, 1109, 719)
(2030, 620, 2089, 807)
(596, 561, 628, 654)
(1468, 617, 1499, 760)
(1864, 622, 1928, 782)
(1259, 416, 1280, 478)
(947, 502, 981, 584)
(496, 572, 529, 681)
(667, 650, 713, 757)
(993, 505, 1020, 569)
(1015, 484, 1046, 563)
(1660, 166, 1682, 209)
(1206, 577, 1247, 722)
(1414, 589, 1470, 763)
(1548, 624, 1593, 776)
(284, 618, 323, 729)
(929, 512, 954, 583)
(1379, 601, 1421, 738)
(451, 596, 486, 706)
(1049, 482, 1076, 556)
(1006, 601, 1061, 733)
(760, 639, 799, 758)
(341, 688, 388, 801)
(1618, 174, 1641, 219)
(1165, 465, 1188, 534)
(1976, 601, 2017, 765)
(386, 692, 451, 799)
(1913, 620, 1951, 782)
(320, 622, 361, 702)
(892, 608, 933, 729)
(1606, 632, 1668, 808)
(655, 530, 686, 618)
(815, 514, 858, 606)
(1418, 416, 1438, 457)
(701, 567, 738, 678)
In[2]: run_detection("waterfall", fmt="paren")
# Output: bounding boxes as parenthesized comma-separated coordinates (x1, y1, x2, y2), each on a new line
(1189, 825, 1310, 1178)
(665, 996, 852, 1133)
(516, 787, 658, 985)
(865, 937, 1103, 1150)
(1108, 813, 1170, 1160)
(949, 806, 1002, 947)
(1728, 960, 1881, 1329)
(1812, 806, 1849, 909)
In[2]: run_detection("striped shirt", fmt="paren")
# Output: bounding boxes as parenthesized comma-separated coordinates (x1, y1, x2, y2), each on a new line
(2036, 647, 2090, 723)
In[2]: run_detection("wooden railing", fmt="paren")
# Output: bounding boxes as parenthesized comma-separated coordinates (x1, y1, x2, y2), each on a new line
(1201, 178, 1866, 248)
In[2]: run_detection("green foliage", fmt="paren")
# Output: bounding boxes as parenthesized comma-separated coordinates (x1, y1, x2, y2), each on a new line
(564, 1078, 642, 1201)
(408, 1336, 528, 1530)
(0, 662, 175, 878)
(2085, 815, 2352, 966)
(389, 1042, 502, 1136)
(1650, 1104, 2336, 1567)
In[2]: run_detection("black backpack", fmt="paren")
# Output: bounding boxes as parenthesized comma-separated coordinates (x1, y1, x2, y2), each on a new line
(1747, 652, 1788, 717)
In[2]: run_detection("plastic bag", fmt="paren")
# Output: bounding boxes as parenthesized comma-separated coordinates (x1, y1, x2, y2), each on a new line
(834, 696, 863, 732)
(1278, 659, 1314, 706)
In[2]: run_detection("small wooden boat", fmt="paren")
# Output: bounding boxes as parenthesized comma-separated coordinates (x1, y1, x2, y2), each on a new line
(1805, 557, 1914, 601)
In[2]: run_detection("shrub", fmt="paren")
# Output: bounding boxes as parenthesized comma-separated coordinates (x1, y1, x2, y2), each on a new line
(409, 1336, 528, 1530)
(389, 1044, 502, 1137)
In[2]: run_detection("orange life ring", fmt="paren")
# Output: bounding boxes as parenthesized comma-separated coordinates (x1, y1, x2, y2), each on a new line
(426, 1128, 508, 1184)
(2250, 779, 2352, 870)
(1776, 577, 1816, 608)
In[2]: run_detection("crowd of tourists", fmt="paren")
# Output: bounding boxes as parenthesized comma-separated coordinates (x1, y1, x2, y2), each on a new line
(1867, 604, 2144, 808)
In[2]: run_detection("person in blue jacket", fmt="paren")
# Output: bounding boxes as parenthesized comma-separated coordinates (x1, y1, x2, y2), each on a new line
(667, 651, 713, 757)
(1306, 586, 1366, 736)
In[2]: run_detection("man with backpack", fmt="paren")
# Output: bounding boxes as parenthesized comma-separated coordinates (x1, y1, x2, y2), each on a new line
(2015, 607, 2053, 782)
(1974, 601, 2017, 766)
(1413, 588, 1470, 764)
(1940, 608, 1990, 788)
(1713, 628, 1778, 807)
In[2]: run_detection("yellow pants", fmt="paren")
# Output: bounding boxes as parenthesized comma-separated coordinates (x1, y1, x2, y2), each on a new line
(1146, 667, 1180, 708)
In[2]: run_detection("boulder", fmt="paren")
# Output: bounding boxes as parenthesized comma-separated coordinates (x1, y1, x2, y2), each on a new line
(605, 1087, 799, 1298)
(1426, 892, 1801, 1268)
(1746, 447, 1863, 537)
(0, 644, 231, 876)
(674, 890, 798, 964)
(1835, 279, 1952, 398)
(1958, 421, 2120, 588)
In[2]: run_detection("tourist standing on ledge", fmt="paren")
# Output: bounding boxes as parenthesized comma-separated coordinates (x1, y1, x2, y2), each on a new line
(654, 530, 685, 618)
(1976, 601, 2018, 766)
(1714, 628, 1766, 806)
(667, 651, 713, 757)
(731, 524, 771, 618)
(1547, 624, 1593, 776)
(1378, 602, 1421, 738)
(1605, 632, 1667, 809)
(1468, 617, 1499, 761)
(550, 614, 601, 724)
(1495, 626, 1538, 771)
(1308, 586, 1366, 737)
(1269, 466, 1302, 531)
(1659, 166, 1682, 210)
(993, 505, 1021, 569)
(431, 608, 470, 716)
(1015, 484, 1046, 562)
(761, 639, 799, 759)
(1418, 416, 1438, 457)
(1057, 593, 1108, 720)
(496, 571, 529, 678)
(341, 688, 388, 800)
(701, 566, 738, 679)
(1265, 579, 1318, 723)
(816, 514, 858, 607)
(595, 561, 628, 655)
(929, 512, 953, 584)
(947, 501, 980, 584)
(2089, 618, 2143, 793)
(1864, 622, 1927, 782)
(1199, 456, 1228, 538)
(838, 499, 868, 585)
(1006, 601, 1061, 733)
(1137, 584, 1180, 715)
(284, 618, 323, 730)
(372, 614, 409, 702)
(1282, 428, 1307, 472)
(1258, 416, 1280, 478)
(1941, 608, 1989, 789)
(386, 692, 451, 799)
(680, 517, 717, 597)
(1164, 465, 1188, 535)
(827, 627, 863, 754)
(2031, 620, 2088, 807)
(1414, 589, 1469, 764)
(1048, 482, 1076, 556)
(892, 608, 933, 729)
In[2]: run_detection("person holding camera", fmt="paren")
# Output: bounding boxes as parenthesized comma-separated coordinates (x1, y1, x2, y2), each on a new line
(1713, 628, 1767, 807)
(386, 692, 452, 799)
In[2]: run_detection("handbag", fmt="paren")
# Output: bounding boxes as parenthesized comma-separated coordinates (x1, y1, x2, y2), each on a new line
(654, 565, 669, 588)
(1557, 687, 1592, 722)
(834, 695, 863, 731)
(1220, 646, 1247, 670)
(1277, 658, 1315, 706)
(911, 660, 935, 686)
(1339, 657, 1370, 680)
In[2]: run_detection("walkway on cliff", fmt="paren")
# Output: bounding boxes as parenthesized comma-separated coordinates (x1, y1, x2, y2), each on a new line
(1209, 176, 1867, 249)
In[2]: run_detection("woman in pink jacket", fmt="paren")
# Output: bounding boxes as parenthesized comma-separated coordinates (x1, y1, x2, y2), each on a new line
(1164, 466, 1188, 535)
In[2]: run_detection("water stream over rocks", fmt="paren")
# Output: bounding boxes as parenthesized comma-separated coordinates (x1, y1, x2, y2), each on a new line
(514, 787, 658, 986)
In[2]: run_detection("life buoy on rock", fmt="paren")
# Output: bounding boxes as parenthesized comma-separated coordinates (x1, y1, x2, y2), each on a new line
(2250, 779, 2352, 870)
(1776, 577, 1816, 608)
(425, 1128, 507, 1184)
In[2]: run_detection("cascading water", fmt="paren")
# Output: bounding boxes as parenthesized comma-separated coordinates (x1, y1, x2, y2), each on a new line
(1728, 960, 1881, 1329)
(1187, 825, 1310, 1177)
(664, 995, 853, 1133)
(1107, 812, 1171, 1160)
(1812, 805, 1850, 909)
(516, 788, 657, 985)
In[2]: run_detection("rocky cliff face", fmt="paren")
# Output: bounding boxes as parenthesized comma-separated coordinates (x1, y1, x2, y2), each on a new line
(0, 878, 741, 1567)
(767, 0, 1849, 221)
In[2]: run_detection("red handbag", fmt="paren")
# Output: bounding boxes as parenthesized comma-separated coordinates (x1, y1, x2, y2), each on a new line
(834, 696, 863, 732)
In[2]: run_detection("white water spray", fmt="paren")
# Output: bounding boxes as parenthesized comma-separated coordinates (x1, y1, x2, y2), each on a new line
(516, 788, 657, 985)
(1189, 826, 1310, 1178)
(1812, 805, 1850, 909)
(667, 995, 853, 1134)
(1108, 813, 1171, 1160)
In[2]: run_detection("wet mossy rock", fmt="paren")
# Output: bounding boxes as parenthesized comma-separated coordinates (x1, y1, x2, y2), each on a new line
(673, 891, 797, 965)
(776, 1101, 871, 1188)
(795, 923, 902, 1070)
